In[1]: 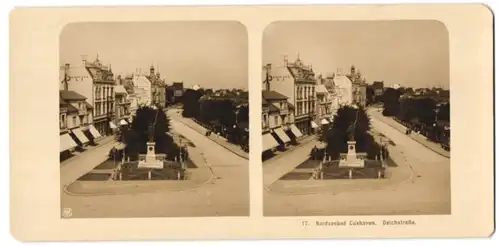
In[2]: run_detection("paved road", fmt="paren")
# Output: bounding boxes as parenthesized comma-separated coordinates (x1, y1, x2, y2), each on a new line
(263, 140, 320, 187)
(61, 116, 249, 218)
(264, 111, 450, 216)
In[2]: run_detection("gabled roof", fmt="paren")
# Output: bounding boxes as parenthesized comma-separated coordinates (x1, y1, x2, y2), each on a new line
(60, 90, 87, 101)
(262, 90, 288, 100)
(268, 103, 280, 113)
(66, 103, 79, 113)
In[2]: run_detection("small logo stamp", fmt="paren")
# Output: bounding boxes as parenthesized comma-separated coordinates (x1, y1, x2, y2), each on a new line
(62, 208, 72, 218)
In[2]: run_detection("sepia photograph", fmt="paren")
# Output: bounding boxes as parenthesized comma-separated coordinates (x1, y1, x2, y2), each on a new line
(59, 21, 249, 218)
(262, 21, 451, 216)
(10, 4, 493, 241)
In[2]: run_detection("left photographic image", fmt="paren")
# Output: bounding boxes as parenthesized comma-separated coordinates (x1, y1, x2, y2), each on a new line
(59, 21, 249, 218)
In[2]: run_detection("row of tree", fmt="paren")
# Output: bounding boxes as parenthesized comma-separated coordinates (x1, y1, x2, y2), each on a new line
(380, 88, 450, 144)
(180, 89, 250, 148)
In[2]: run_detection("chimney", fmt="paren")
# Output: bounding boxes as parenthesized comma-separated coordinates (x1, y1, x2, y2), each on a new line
(64, 63, 70, 91)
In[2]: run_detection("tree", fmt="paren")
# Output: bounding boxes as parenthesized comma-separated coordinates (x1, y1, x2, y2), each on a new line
(382, 88, 402, 116)
(181, 89, 203, 118)
(121, 105, 184, 161)
(437, 102, 450, 122)
(323, 105, 380, 159)
(236, 105, 249, 123)
(366, 86, 375, 105)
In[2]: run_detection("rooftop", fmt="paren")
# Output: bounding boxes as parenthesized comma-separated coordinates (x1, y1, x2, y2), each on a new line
(60, 90, 87, 101)
(262, 90, 288, 100)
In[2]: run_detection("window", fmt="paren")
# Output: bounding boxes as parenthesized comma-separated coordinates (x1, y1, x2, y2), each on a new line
(274, 116, 279, 126)
(280, 102, 284, 109)
(72, 116, 77, 127)
(60, 114, 66, 128)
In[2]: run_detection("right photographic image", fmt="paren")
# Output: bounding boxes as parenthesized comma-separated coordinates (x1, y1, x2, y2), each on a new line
(262, 21, 451, 216)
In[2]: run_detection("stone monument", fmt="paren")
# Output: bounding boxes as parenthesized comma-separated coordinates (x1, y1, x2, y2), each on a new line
(138, 123, 165, 169)
(339, 123, 366, 178)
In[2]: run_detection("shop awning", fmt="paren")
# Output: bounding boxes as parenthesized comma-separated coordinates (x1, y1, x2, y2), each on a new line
(71, 128, 89, 145)
(119, 119, 128, 126)
(311, 121, 319, 128)
(88, 125, 102, 139)
(60, 133, 78, 152)
(262, 133, 279, 152)
(273, 127, 291, 143)
(321, 119, 330, 125)
(289, 124, 303, 138)
(109, 121, 118, 129)
(113, 142, 126, 150)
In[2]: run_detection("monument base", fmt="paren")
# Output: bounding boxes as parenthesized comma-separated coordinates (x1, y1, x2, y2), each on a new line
(339, 158, 365, 168)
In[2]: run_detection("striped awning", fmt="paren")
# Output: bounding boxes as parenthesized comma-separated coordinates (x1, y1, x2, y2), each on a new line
(311, 121, 319, 128)
(273, 127, 291, 143)
(289, 124, 303, 138)
(119, 119, 128, 126)
(60, 133, 78, 152)
(109, 121, 118, 129)
(262, 133, 279, 152)
(71, 128, 89, 145)
(88, 125, 102, 139)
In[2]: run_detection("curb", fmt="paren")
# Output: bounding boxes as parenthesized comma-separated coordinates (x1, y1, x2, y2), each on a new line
(172, 116, 249, 160)
(63, 166, 214, 197)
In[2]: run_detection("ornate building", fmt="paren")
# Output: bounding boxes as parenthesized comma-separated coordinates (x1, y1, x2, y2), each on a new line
(266, 55, 317, 135)
(147, 65, 166, 107)
(59, 54, 117, 135)
(347, 65, 367, 107)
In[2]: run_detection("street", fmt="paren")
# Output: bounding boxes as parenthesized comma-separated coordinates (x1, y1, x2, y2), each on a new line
(61, 112, 249, 218)
(263, 108, 450, 216)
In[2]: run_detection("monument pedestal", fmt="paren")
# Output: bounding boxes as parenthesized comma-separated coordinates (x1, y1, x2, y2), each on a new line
(138, 142, 164, 169)
(339, 141, 365, 169)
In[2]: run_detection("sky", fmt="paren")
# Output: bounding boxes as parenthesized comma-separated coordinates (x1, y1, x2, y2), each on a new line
(60, 21, 248, 89)
(263, 20, 449, 89)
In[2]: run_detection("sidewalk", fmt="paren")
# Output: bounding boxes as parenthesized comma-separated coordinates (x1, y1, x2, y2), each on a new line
(262, 134, 317, 164)
(170, 113, 249, 160)
(60, 137, 116, 187)
(60, 136, 115, 167)
(370, 111, 450, 158)
(263, 139, 319, 187)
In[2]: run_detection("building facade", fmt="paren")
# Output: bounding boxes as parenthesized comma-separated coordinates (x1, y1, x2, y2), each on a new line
(333, 73, 354, 108)
(60, 90, 102, 157)
(315, 84, 332, 127)
(261, 90, 300, 153)
(147, 66, 166, 107)
(132, 74, 152, 106)
(347, 65, 368, 107)
(267, 55, 317, 135)
(59, 55, 116, 136)
(114, 85, 132, 126)
(372, 81, 385, 97)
